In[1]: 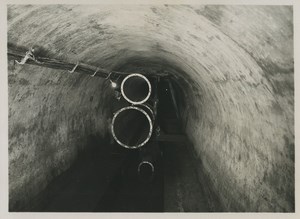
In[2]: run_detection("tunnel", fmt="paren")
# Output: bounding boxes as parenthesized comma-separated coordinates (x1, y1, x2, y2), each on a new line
(7, 5, 294, 212)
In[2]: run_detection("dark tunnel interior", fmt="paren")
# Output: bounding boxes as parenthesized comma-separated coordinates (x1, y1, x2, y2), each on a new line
(13, 75, 199, 212)
(7, 5, 294, 213)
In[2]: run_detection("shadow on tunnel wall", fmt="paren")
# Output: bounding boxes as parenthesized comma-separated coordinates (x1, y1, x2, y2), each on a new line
(7, 4, 294, 212)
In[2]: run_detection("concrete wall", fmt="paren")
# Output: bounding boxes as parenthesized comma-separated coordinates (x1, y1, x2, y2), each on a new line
(185, 6, 294, 212)
(8, 63, 113, 210)
(8, 5, 294, 211)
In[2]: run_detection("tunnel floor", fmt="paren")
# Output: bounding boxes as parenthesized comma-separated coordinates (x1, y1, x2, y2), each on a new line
(25, 79, 215, 212)
(28, 137, 213, 212)
(95, 146, 164, 212)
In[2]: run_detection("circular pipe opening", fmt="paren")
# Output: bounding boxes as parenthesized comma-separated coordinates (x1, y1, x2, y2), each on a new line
(111, 106, 153, 149)
(138, 161, 155, 181)
(121, 73, 152, 105)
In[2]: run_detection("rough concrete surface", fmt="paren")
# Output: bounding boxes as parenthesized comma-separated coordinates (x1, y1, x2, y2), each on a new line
(7, 5, 294, 211)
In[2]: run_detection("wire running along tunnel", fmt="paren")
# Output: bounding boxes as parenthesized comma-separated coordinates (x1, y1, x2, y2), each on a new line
(7, 5, 294, 212)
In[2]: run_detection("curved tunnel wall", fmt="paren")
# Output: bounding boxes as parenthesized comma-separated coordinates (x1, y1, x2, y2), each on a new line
(8, 63, 113, 210)
(8, 5, 294, 211)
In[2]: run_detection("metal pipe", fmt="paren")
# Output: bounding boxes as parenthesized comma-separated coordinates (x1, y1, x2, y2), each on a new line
(138, 160, 155, 182)
(121, 73, 152, 104)
(111, 105, 154, 149)
(137, 141, 161, 182)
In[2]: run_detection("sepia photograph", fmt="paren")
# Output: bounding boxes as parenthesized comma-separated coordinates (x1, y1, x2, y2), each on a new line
(1, 0, 297, 217)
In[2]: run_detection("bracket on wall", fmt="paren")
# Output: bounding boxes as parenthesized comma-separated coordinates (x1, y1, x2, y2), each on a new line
(15, 47, 44, 65)
(68, 61, 79, 73)
(91, 68, 99, 77)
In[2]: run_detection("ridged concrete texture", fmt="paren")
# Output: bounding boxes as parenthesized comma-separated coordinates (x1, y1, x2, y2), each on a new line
(7, 5, 294, 211)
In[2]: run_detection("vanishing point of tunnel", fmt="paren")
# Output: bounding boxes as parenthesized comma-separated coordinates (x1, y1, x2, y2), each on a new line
(7, 5, 294, 212)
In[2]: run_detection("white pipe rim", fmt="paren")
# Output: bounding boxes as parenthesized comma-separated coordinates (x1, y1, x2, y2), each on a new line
(139, 103, 155, 120)
(138, 161, 155, 173)
(121, 73, 152, 105)
(111, 106, 153, 149)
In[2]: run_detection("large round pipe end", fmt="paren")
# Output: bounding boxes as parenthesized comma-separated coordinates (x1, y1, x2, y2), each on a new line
(121, 73, 152, 105)
(111, 106, 153, 149)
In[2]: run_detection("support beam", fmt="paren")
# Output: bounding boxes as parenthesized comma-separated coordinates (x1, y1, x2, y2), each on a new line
(8, 47, 125, 79)
(7, 46, 169, 79)
(167, 80, 180, 120)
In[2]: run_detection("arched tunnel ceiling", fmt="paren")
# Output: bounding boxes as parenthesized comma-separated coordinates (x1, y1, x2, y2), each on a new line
(7, 5, 294, 212)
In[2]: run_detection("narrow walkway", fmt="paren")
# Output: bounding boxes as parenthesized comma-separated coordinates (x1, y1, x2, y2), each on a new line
(30, 79, 217, 212)
(95, 149, 164, 212)
(31, 136, 213, 212)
